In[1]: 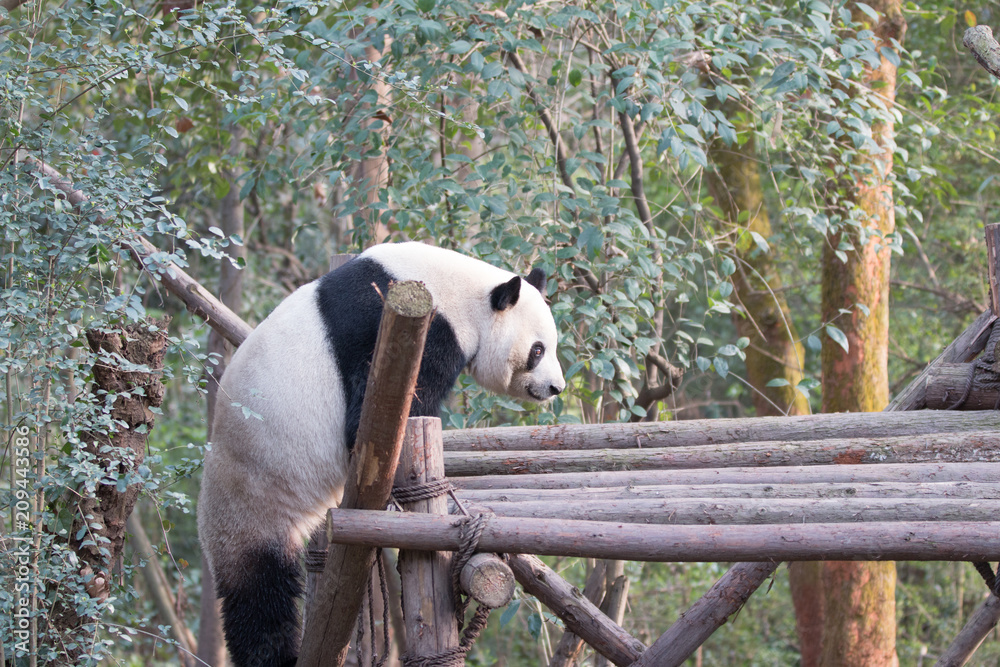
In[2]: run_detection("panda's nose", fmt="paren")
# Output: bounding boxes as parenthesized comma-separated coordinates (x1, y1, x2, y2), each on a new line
(549, 384, 563, 396)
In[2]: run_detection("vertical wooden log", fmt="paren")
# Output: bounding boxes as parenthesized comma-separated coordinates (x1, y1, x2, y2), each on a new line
(396, 417, 461, 660)
(986, 223, 1000, 317)
(298, 281, 434, 667)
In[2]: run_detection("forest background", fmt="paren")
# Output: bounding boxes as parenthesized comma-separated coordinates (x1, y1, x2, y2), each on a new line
(2, 0, 1000, 664)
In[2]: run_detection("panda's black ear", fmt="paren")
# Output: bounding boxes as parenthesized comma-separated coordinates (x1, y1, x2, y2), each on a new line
(525, 267, 546, 293)
(490, 275, 522, 311)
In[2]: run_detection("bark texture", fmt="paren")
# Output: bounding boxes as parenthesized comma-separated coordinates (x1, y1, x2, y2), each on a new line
(818, 2, 905, 665)
(707, 113, 809, 417)
(56, 322, 168, 650)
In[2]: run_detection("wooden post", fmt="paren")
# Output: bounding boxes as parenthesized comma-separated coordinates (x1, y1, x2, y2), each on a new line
(395, 417, 462, 662)
(931, 222, 1000, 663)
(298, 281, 434, 667)
(987, 223, 1000, 317)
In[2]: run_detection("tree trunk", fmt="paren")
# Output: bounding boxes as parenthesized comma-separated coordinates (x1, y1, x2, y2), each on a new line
(708, 108, 822, 666)
(818, 2, 905, 665)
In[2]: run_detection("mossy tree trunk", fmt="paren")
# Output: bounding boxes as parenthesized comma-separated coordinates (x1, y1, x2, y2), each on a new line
(707, 113, 819, 665)
(818, 1, 905, 665)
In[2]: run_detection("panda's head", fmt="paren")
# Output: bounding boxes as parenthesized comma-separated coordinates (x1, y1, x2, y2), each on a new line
(469, 268, 565, 403)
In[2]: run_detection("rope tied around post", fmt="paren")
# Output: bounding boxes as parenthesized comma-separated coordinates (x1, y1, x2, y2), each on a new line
(392, 472, 503, 666)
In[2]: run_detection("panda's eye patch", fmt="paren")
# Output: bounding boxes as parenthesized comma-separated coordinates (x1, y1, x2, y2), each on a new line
(527, 342, 545, 370)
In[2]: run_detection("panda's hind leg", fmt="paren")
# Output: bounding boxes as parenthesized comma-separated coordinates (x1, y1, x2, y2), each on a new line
(215, 541, 303, 667)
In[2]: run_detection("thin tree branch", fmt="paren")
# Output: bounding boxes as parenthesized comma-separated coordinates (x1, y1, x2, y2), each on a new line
(21, 156, 253, 347)
(504, 49, 572, 189)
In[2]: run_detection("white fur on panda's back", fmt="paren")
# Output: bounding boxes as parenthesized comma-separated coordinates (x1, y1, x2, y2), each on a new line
(199, 281, 350, 568)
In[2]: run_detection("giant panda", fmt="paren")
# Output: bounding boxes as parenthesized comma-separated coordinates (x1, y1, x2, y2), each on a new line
(197, 241, 565, 667)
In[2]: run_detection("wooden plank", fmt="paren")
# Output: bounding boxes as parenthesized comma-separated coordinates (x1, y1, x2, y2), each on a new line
(444, 431, 1000, 476)
(452, 462, 1000, 490)
(326, 510, 1000, 562)
(464, 497, 1000, 525)
(442, 410, 1000, 452)
(298, 282, 434, 667)
(507, 554, 645, 666)
(457, 481, 1000, 502)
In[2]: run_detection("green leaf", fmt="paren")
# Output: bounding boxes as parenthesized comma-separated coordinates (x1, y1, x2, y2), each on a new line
(825, 324, 849, 353)
(446, 40, 472, 54)
(500, 599, 520, 628)
(568, 69, 582, 86)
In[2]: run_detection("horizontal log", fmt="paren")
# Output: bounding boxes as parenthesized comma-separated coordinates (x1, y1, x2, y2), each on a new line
(442, 410, 1000, 452)
(461, 498, 1000, 525)
(925, 363, 1000, 410)
(444, 431, 1000, 477)
(452, 462, 1000, 491)
(887, 308, 996, 411)
(456, 481, 1000, 502)
(326, 509, 1000, 561)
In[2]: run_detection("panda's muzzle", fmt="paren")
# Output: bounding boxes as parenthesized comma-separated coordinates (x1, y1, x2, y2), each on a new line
(527, 383, 564, 401)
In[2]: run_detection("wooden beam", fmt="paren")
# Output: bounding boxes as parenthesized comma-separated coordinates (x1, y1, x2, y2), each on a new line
(326, 511, 1000, 562)
(457, 480, 1000, 502)
(507, 554, 645, 667)
(464, 497, 1000, 525)
(298, 281, 434, 667)
(442, 410, 1000, 452)
(444, 431, 1000, 476)
(548, 560, 608, 667)
(452, 462, 1000, 491)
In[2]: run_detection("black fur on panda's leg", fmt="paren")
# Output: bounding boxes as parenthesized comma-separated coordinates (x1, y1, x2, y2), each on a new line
(217, 544, 303, 667)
